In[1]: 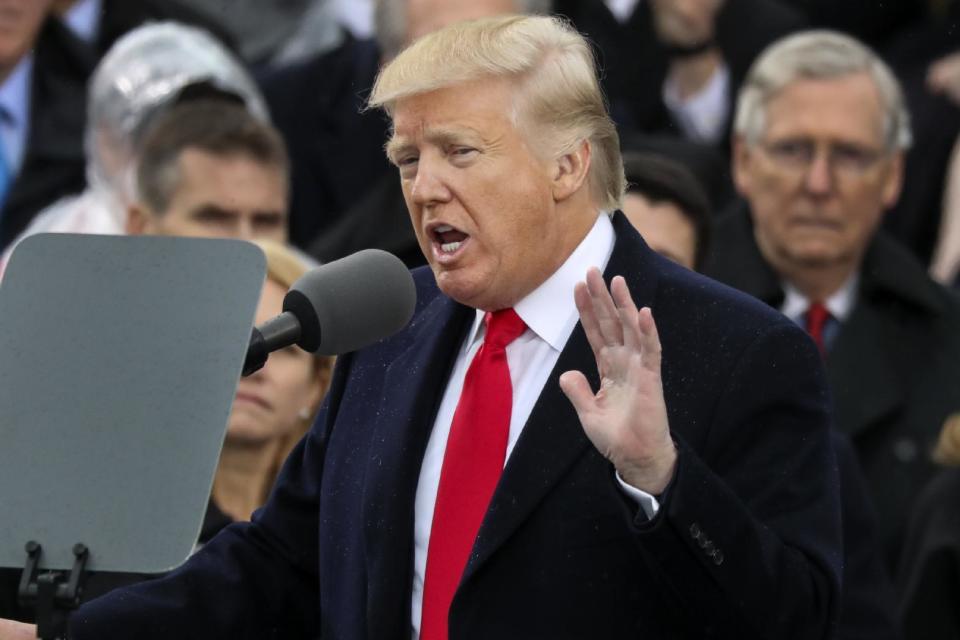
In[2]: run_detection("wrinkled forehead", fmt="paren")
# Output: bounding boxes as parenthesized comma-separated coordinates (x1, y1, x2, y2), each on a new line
(387, 77, 521, 142)
(761, 73, 888, 144)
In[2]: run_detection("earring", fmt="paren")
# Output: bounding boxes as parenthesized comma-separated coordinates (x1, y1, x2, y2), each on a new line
(298, 407, 311, 420)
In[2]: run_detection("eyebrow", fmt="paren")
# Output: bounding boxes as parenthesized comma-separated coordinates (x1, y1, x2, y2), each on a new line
(385, 126, 483, 164)
(189, 204, 237, 221)
(188, 205, 285, 226)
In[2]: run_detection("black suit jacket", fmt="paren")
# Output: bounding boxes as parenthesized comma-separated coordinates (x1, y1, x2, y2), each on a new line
(256, 36, 392, 250)
(0, 19, 90, 249)
(70, 214, 841, 639)
(704, 205, 960, 569)
(555, 0, 805, 144)
(898, 466, 960, 639)
(95, 0, 237, 56)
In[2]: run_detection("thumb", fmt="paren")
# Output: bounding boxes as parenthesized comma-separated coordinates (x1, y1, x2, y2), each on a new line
(559, 370, 595, 417)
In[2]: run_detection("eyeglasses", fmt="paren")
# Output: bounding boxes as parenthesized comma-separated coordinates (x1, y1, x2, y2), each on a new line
(758, 138, 888, 177)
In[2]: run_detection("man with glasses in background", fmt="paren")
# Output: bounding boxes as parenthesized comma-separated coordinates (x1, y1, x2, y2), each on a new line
(704, 30, 960, 577)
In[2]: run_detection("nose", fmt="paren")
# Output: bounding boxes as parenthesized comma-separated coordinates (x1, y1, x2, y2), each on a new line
(409, 155, 452, 207)
(236, 216, 255, 241)
(803, 150, 834, 197)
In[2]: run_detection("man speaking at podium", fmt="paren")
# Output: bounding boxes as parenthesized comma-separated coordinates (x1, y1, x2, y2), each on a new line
(1, 15, 840, 640)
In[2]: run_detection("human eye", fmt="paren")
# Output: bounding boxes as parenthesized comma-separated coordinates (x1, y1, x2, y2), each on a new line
(395, 153, 419, 178)
(191, 206, 235, 228)
(831, 143, 880, 172)
(766, 139, 812, 165)
(448, 145, 479, 165)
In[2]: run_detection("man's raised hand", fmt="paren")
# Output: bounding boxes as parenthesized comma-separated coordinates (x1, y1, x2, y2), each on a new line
(559, 268, 677, 494)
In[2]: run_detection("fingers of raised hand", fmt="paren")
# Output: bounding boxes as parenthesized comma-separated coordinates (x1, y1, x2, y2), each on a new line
(637, 307, 662, 374)
(559, 370, 594, 417)
(610, 276, 641, 351)
(585, 268, 623, 346)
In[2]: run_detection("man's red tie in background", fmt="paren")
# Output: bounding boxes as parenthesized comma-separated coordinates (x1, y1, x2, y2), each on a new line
(420, 308, 526, 640)
(805, 301, 831, 357)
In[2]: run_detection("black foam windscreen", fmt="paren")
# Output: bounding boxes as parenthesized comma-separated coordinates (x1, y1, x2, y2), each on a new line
(283, 249, 416, 355)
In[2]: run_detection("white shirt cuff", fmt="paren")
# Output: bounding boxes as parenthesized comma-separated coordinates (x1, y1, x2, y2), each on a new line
(615, 471, 661, 519)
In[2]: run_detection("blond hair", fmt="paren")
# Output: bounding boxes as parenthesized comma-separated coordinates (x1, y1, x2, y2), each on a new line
(933, 414, 960, 466)
(368, 14, 625, 211)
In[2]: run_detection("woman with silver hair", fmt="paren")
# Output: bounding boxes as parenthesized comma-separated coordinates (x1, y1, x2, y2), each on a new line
(0, 21, 267, 274)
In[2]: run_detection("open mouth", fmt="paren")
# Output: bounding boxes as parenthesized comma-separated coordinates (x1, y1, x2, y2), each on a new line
(430, 224, 471, 258)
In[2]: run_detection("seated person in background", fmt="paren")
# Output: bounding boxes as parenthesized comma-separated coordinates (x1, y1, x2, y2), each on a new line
(212, 238, 334, 525)
(703, 29, 960, 569)
(619, 151, 712, 270)
(622, 149, 902, 639)
(126, 99, 288, 243)
(898, 413, 960, 639)
(0, 0, 89, 248)
(554, 0, 805, 146)
(0, 21, 269, 278)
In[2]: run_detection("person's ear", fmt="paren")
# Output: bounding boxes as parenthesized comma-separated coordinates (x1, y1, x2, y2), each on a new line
(731, 135, 755, 198)
(126, 203, 153, 235)
(552, 139, 592, 202)
(880, 150, 905, 210)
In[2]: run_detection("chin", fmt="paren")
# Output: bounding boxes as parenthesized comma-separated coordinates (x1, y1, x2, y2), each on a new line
(225, 423, 276, 444)
(785, 247, 849, 269)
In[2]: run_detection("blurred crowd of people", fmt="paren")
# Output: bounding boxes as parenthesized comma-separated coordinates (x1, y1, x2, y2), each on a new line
(0, 0, 957, 637)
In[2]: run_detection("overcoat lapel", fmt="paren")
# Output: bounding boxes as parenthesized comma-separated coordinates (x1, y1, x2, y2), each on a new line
(827, 305, 902, 438)
(464, 214, 660, 583)
(362, 290, 473, 640)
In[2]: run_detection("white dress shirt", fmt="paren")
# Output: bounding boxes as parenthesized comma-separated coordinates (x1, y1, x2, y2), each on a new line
(61, 0, 102, 44)
(604, 0, 642, 23)
(780, 275, 859, 326)
(0, 53, 33, 176)
(663, 61, 731, 144)
(410, 214, 661, 637)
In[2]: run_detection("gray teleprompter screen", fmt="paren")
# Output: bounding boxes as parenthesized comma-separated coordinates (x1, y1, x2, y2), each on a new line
(0, 234, 266, 573)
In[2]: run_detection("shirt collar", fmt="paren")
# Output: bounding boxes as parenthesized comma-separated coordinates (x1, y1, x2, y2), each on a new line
(781, 273, 860, 324)
(0, 53, 33, 127)
(62, 0, 101, 44)
(464, 213, 616, 351)
(604, 0, 642, 23)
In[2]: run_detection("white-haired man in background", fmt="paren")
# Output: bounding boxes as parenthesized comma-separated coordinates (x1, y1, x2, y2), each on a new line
(705, 30, 960, 575)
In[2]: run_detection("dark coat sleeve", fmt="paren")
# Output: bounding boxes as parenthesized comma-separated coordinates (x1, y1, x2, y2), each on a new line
(67, 353, 356, 640)
(629, 320, 842, 639)
(831, 432, 903, 640)
(897, 467, 960, 639)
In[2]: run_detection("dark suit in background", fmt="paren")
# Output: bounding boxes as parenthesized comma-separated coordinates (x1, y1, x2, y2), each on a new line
(257, 36, 391, 252)
(0, 19, 90, 249)
(69, 214, 841, 639)
(554, 0, 805, 144)
(93, 0, 237, 56)
(704, 204, 960, 569)
(898, 466, 960, 640)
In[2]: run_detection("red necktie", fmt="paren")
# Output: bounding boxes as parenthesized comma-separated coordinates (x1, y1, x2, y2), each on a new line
(420, 308, 526, 640)
(805, 301, 831, 356)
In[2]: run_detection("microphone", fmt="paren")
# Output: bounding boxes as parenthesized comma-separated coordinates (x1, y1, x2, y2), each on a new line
(243, 249, 416, 375)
